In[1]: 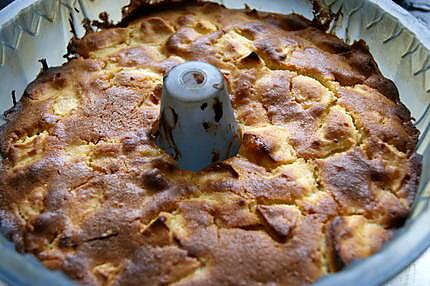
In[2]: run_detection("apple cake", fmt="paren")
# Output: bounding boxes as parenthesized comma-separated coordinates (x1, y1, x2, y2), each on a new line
(0, 1, 421, 285)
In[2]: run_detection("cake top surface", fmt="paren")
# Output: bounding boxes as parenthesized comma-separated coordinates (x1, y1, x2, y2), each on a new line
(0, 2, 421, 285)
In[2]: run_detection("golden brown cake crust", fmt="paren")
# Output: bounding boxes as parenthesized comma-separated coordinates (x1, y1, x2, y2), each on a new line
(0, 2, 421, 285)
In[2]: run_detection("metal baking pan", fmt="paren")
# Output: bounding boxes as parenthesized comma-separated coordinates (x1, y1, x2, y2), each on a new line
(0, 0, 429, 285)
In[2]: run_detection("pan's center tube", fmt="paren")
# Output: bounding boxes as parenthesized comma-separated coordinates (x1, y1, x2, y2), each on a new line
(156, 61, 241, 171)
(181, 70, 206, 87)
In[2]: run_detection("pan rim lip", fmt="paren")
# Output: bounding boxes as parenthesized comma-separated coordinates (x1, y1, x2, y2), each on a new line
(370, 0, 430, 49)
(0, 0, 38, 27)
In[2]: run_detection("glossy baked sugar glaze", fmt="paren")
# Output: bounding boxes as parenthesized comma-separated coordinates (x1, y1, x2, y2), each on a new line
(0, 2, 422, 285)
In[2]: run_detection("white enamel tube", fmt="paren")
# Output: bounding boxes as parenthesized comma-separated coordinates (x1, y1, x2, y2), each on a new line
(156, 61, 241, 171)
